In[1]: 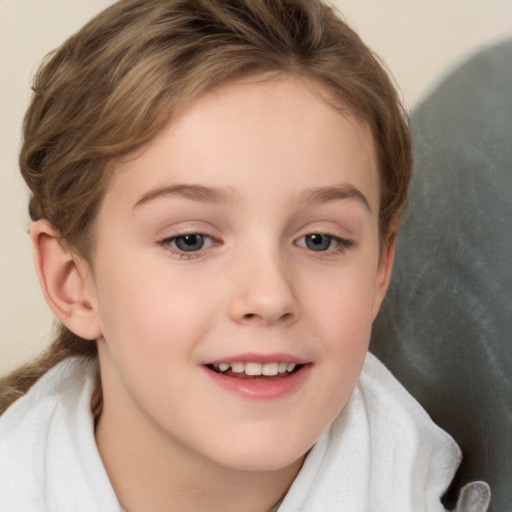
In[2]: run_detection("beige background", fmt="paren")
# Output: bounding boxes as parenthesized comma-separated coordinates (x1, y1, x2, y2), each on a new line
(1, 0, 511, 376)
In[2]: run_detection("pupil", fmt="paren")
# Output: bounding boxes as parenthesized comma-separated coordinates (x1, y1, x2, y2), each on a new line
(306, 234, 331, 251)
(176, 234, 204, 252)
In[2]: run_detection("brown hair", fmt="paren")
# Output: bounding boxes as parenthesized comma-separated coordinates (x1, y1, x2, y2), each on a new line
(1, 0, 412, 414)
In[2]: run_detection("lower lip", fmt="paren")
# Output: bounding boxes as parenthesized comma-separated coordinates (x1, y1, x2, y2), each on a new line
(203, 365, 311, 400)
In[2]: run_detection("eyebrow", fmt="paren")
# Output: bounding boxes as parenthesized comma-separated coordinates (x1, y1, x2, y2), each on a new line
(132, 182, 371, 212)
(297, 184, 371, 212)
(133, 184, 232, 210)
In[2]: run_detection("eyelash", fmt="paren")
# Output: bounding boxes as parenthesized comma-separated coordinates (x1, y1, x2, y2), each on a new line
(295, 233, 354, 254)
(158, 232, 219, 260)
(158, 231, 354, 259)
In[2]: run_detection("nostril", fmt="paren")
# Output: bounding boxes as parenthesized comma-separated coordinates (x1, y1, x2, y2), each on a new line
(241, 311, 295, 324)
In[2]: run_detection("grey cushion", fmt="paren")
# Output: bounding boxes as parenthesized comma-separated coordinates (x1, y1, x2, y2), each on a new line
(370, 39, 512, 512)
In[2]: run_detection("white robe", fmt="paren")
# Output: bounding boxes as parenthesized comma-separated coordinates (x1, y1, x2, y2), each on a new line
(0, 353, 490, 511)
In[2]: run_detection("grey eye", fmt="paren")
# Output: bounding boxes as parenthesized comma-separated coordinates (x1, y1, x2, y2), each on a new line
(304, 234, 333, 251)
(174, 234, 206, 252)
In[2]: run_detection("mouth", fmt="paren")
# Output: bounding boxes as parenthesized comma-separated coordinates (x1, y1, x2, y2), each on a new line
(205, 361, 305, 380)
(202, 354, 312, 399)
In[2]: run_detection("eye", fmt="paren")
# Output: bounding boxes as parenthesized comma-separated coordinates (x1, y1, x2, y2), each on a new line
(174, 234, 207, 252)
(304, 233, 332, 251)
(161, 233, 217, 253)
(296, 233, 352, 253)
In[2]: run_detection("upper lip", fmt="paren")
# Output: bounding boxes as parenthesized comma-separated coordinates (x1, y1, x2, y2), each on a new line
(204, 352, 310, 365)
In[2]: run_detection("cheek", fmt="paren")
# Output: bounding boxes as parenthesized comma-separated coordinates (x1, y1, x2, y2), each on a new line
(304, 264, 376, 403)
(308, 262, 377, 338)
(93, 258, 217, 363)
(93, 267, 213, 418)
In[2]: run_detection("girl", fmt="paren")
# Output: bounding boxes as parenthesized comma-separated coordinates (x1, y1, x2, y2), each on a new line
(0, 1, 489, 510)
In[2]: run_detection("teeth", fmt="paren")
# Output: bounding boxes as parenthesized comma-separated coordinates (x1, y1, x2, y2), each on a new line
(262, 362, 279, 376)
(231, 362, 245, 373)
(245, 362, 262, 376)
(214, 361, 300, 376)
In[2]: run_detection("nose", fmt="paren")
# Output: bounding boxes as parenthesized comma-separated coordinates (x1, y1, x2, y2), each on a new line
(228, 247, 300, 326)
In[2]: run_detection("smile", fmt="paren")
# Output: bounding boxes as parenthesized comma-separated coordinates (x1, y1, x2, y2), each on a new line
(210, 361, 299, 377)
(203, 356, 311, 400)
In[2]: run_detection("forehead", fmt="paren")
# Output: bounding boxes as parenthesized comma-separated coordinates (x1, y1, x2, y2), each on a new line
(106, 75, 379, 212)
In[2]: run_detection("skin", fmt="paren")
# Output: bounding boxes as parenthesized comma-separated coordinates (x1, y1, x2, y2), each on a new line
(31, 75, 396, 512)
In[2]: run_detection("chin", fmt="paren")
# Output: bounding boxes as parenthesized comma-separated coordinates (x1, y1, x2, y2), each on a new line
(224, 455, 305, 473)
(209, 436, 311, 473)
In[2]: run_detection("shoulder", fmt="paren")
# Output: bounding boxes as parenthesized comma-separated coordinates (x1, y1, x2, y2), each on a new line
(354, 352, 461, 461)
(0, 356, 96, 432)
(325, 353, 461, 511)
(0, 357, 99, 510)
(338, 353, 490, 512)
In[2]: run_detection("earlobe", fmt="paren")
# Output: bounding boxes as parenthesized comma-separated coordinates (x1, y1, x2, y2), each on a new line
(30, 219, 102, 340)
(371, 218, 398, 320)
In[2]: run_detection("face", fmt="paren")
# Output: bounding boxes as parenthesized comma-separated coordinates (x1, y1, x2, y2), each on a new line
(82, 76, 393, 473)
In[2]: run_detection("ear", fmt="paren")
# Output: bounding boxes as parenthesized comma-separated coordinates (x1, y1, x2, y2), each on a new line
(371, 217, 398, 321)
(30, 219, 102, 340)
